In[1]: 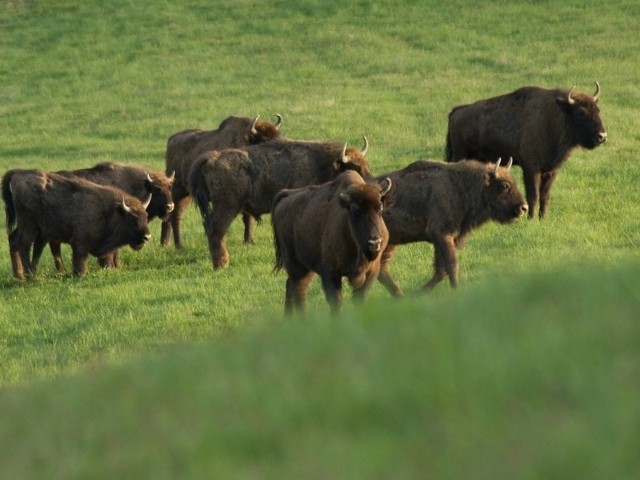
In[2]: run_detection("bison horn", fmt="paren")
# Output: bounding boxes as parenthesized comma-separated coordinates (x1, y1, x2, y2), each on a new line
(506, 157, 513, 170)
(361, 136, 369, 156)
(339, 192, 351, 204)
(146, 173, 153, 184)
(250, 115, 260, 135)
(379, 177, 392, 196)
(168, 170, 175, 182)
(340, 143, 349, 164)
(143, 193, 152, 210)
(273, 113, 283, 130)
(121, 197, 131, 213)
(494, 157, 503, 177)
(592, 81, 601, 102)
(567, 86, 576, 105)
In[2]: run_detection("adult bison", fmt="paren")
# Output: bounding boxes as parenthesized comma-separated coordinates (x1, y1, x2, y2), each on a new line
(189, 137, 372, 270)
(2, 169, 151, 280)
(377, 158, 528, 296)
(41, 161, 174, 271)
(445, 82, 607, 219)
(272, 170, 391, 314)
(162, 114, 282, 248)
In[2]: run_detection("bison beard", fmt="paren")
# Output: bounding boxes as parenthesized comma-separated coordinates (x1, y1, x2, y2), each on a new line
(162, 114, 282, 249)
(272, 171, 391, 314)
(445, 82, 606, 219)
(376, 158, 528, 296)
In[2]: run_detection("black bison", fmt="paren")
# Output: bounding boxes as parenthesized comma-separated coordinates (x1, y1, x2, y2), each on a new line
(162, 114, 282, 248)
(377, 158, 528, 296)
(189, 137, 373, 269)
(2, 169, 151, 279)
(45, 161, 174, 270)
(445, 82, 607, 219)
(272, 170, 392, 314)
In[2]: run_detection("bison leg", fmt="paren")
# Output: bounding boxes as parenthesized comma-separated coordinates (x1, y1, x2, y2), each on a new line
(31, 235, 47, 274)
(284, 272, 314, 315)
(98, 250, 119, 269)
(321, 274, 344, 314)
(8, 230, 26, 280)
(163, 195, 191, 249)
(421, 235, 457, 292)
(242, 212, 256, 245)
(71, 248, 89, 276)
(48, 241, 66, 273)
(522, 169, 541, 220)
(377, 245, 404, 298)
(204, 207, 239, 269)
(539, 170, 558, 220)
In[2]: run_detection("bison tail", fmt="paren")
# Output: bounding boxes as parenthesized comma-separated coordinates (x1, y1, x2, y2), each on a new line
(188, 155, 212, 223)
(1, 172, 17, 233)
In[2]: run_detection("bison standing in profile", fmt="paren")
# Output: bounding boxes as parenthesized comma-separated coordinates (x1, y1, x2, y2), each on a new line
(42, 161, 174, 271)
(445, 82, 607, 219)
(162, 114, 282, 248)
(2, 169, 151, 279)
(272, 170, 392, 314)
(377, 158, 528, 296)
(189, 137, 372, 270)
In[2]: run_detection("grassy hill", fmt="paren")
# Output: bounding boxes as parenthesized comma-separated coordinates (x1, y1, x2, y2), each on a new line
(0, 0, 639, 477)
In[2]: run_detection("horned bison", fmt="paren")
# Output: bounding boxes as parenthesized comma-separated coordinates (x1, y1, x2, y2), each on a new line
(189, 137, 373, 270)
(43, 161, 174, 270)
(445, 82, 607, 219)
(272, 170, 391, 314)
(2, 169, 151, 279)
(162, 114, 282, 248)
(377, 158, 528, 296)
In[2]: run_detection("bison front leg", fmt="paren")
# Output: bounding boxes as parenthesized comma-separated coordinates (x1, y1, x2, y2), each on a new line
(48, 241, 66, 273)
(522, 168, 541, 220)
(421, 235, 458, 292)
(321, 274, 344, 314)
(71, 247, 90, 276)
(377, 245, 404, 298)
(539, 170, 558, 220)
(98, 250, 119, 269)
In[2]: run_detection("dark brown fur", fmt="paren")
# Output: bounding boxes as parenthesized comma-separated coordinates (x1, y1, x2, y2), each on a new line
(162, 115, 282, 248)
(445, 83, 607, 219)
(377, 159, 528, 296)
(46, 162, 174, 270)
(189, 138, 373, 269)
(272, 170, 391, 314)
(2, 169, 150, 279)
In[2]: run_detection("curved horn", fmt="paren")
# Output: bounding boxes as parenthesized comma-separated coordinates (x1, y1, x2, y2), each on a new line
(567, 86, 576, 105)
(250, 115, 260, 135)
(273, 113, 283, 130)
(168, 170, 175, 182)
(494, 157, 502, 177)
(379, 177, 392, 196)
(592, 81, 601, 102)
(121, 197, 131, 213)
(505, 156, 513, 170)
(361, 136, 369, 156)
(146, 172, 153, 184)
(142, 193, 152, 210)
(340, 143, 349, 164)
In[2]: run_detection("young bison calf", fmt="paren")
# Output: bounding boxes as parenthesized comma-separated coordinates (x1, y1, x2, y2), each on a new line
(272, 170, 392, 314)
(378, 158, 528, 296)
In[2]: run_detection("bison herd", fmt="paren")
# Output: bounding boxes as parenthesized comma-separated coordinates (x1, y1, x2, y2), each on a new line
(2, 83, 607, 313)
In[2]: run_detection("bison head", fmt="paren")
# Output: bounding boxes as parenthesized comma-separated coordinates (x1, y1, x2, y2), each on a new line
(556, 82, 607, 149)
(117, 195, 152, 250)
(336, 137, 374, 181)
(484, 158, 528, 223)
(248, 114, 283, 144)
(339, 177, 391, 261)
(144, 171, 175, 221)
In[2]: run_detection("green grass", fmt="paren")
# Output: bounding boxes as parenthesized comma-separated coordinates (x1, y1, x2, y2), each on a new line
(1, 0, 639, 477)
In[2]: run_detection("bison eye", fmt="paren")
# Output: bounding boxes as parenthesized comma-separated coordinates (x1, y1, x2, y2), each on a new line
(501, 182, 510, 192)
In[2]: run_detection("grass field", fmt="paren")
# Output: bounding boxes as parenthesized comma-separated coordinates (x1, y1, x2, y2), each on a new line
(1, 0, 639, 477)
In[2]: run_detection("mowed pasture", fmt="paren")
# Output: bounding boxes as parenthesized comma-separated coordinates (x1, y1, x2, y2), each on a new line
(0, 0, 639, 478)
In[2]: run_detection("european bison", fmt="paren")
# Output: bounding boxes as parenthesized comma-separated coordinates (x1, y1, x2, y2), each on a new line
(44, 161, 174, 270)
(377, 158, 528, 296)
(445, 82, 607, 219)
(162, 114, 282, 248)
(272, 170, 392, 314)
(2, 169, 151, 279)
(189, 137, 372, 269)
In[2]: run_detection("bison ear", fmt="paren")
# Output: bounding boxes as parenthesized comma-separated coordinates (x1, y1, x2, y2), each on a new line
(378, 177, 392, 197)
(339, 192, 351, 209)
